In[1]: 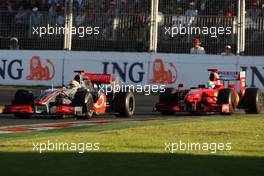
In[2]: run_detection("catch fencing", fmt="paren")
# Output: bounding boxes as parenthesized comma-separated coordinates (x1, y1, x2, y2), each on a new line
(0, 0, 263, 55)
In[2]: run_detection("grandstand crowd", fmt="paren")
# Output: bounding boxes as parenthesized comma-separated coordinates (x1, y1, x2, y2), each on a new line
(0, 0, 263, 55)
(1, 0, 264, 18)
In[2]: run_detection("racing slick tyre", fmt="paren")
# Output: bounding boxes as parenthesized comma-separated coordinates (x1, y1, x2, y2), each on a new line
(217, 88, 236, 115)
(158, 88, 180, 116)
(243, 88, 263, 114)
(12, 90, 34, 106)
(12, 90, 34, 119)
(73, 90, 94, 119)
(113, 92, 135, 118)
(159, 88, 178, 104)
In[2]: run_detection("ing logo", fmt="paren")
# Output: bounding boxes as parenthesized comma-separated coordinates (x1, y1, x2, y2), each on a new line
(26, 56, 55, 80)
(149, 58, 177, 84)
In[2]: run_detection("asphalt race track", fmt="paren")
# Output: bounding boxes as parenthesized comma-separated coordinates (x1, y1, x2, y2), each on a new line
(0, 89, 162, 127)
(0, 89, 258, 129)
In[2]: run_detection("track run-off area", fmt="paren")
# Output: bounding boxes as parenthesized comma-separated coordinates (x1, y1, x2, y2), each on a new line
(0, 88, 263, 133)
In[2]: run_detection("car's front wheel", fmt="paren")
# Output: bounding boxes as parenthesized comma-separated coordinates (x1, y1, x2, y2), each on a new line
(243, 88, 263, 114)
(113, 92, 135, 118)
(217, 88, 235, 115)
(12, 90, 34, 119)
(73, 90, 94, 119)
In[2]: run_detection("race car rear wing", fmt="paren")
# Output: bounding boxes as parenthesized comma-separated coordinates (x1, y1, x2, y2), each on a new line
(218, 71, 245, 81)
(74, 70, 85, 74)
(83, 73, 117, 84)
(208, 69, 246, 95)
(218, 71, 246, 95)
(73, 70, 117, 84)
(208, 69, 245, 81)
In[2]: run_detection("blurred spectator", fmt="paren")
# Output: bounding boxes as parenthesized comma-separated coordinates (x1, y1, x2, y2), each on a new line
(56, 0, 65, 26)
(245, 10, 258, 42)
(31, 7, 43, 25)
(56, 11, 65, 25)
(199, 0, 209, 14)
(190, 38, 206, 54)
(48, 4, 56, 17)
(74, 0, 84, 9)
(185, 2, 198, 17)
(15, 6, 28, 24)
(75, 11, 86, 26)
(247, 2, 261, 17)
(226, 4, 235, 17)
(261, 2, 264, 16)
(245, 11, 257, 29)
(48, 1, 58, 24)
(221, 45, 234, 56)
(0, 0, 13, 12)
(56, 2, 65, 25)
(9, 37, 19, 50)
(172, 8, 187, 27)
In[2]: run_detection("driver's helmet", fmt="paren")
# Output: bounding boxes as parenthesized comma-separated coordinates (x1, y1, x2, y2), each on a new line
(209, 71, 222, 87)
(209, 72, 219, 82)
(207, 81, 215, 89)
(68, 80, 81, 90)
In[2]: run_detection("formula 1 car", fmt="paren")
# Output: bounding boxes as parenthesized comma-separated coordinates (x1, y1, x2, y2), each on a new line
(154, 69, 263, 115)
(3, 70, 135, 119)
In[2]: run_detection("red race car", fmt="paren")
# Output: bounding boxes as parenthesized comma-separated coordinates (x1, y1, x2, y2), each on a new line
(3, 70, 135, 119)
(154, 69, 263, 115)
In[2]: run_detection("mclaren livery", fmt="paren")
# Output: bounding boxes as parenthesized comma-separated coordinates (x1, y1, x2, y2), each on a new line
(3, 70, 135, 119)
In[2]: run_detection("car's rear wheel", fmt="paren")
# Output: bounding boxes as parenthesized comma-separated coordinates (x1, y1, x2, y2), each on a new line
(217, 88, 235, 115)
(12, 90, 34, 106)
(158, 88, 186, 116)
(243, 88, 263, 114)
(12, 90, 34, 119)
(113, 92, 135, 118)
(73, 90, 94, 119)
(159, 88, 178, 104)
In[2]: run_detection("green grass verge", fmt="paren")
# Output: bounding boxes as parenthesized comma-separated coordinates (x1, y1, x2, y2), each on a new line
(0, 115, 263, 176)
